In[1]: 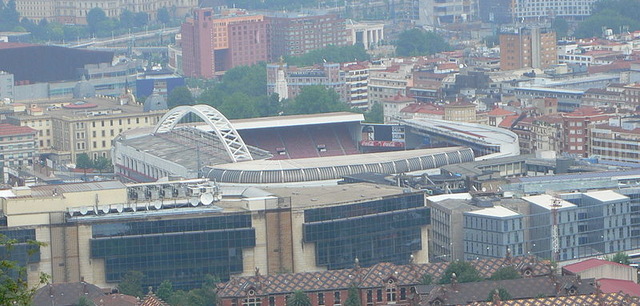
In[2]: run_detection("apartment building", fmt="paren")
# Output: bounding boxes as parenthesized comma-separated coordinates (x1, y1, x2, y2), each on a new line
(265, 12, 350, 60)
(181, 8, 268, 78)
(16, 0, 197, 24)
(266, 62, 347, 102)
(500, 27, 557, 71)
(4, 96, 165, 164)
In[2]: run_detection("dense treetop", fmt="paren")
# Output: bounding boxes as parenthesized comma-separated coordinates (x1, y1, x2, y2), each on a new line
(574, 0, 640, 38)
(394, 28, 452, 57)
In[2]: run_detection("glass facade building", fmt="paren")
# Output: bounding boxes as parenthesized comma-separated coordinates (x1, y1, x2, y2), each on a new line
(90, 213, 255, 290)
(303, 193, 429, 270)
(0, 229, 40, 278)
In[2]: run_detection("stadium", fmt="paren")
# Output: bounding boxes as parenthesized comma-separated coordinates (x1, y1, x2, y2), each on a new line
(112, 105, 519, 185)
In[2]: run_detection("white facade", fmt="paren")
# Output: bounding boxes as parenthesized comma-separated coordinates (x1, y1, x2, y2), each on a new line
(346, 20, 384, 50)
(513, 0, 596, 20)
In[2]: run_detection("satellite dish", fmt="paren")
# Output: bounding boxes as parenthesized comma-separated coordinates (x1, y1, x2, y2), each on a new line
(214, 193, 222, 201)
(154, 202, 162, 210)
(200, 193, 214, 206)
(131, 204, 137, 212)
(189, 197, 199, 207)
(100, 205, 109, 214)
(116, 204, 124, 213)
(80, 206, 89, 215)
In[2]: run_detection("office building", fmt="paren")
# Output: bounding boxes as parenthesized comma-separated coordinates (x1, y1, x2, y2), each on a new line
(0, 180, 429, 291)
(500, 27, 557, 71)
(181, 8, 268, 78)
(464, 206, 526, 260)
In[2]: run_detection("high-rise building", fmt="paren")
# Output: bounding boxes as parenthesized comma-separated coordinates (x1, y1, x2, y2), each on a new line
(265, 12, 349, 60)
(500, 27, 557, 71)
(181, 8, 268, 79)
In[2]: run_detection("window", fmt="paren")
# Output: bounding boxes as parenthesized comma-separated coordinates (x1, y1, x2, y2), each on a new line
(242, 298, 261, 306)
(400, 288, 406, 300)
(318, 293, 325, 305)
(377, 289, 383, 302)
(334, 292, 341, 305)
(386, 287, 397, 302)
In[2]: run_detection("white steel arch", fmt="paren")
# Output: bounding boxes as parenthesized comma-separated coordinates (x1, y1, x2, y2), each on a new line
(154, 105, 253, 163)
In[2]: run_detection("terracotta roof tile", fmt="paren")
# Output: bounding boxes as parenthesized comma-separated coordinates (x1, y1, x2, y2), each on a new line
(562, 258, 631, 274)
(218, 257, 550, 298)
(488, 108, 516, 117)
(0, 123, 37, 136)
(598, 278, 640, 296)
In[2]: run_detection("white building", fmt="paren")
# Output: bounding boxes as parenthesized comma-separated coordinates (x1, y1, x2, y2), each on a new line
(346, 20, 384, 50)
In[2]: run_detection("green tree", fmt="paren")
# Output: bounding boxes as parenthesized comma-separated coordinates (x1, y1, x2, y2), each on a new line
(133, 12, 148, 28)
(167, 290, 190, 306)
(119, 9, 135, 29)
(158, 7, 171, 24)
(364, 102, 383, 123)
(420, 273, 433, 285)
(344, 285, 361, 306)
(168, 86, 195, 108)
(156, 280, 173, 302)
(93, 156, 112, 174)
(86, 7, 108, 35)
(77, 295, 95, 306)
(285, 85, 349, 115)
(487, 288, 512, 302)
(0, 0, 20, 31)
(0, 234, 49, 305)
(551, 18, 569, 38)
(117, 271, 144, 298)
(218, 92, 260, 119)
(438, 261, 483, 284)
(574, 0, 640, 38)
(606, 252, 630, 265)
(489, 266, 522, 281)
(76, 153, 93, 169)
(395, 28, 451, 57)
(286, 290, 311, 306)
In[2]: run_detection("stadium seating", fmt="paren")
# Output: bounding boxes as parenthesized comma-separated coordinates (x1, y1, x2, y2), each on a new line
(239, 123, 360, 160)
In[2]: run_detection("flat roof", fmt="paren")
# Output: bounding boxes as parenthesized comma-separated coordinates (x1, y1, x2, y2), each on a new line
(514, 87, 585, 94)
(265, 183, 411, 208)
(8, 97, 162, 121)
(427, 192, 473, 202)
(210, 147, 466, 171)
(466, 206, 520, 218)
(522, 194, 576, 210)
(584, 190, 629, 202)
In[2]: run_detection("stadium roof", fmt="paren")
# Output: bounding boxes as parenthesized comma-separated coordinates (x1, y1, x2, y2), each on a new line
(198, 112, 364, 131)
(399, 118, 520, 157)
(205, 147, 475, 184)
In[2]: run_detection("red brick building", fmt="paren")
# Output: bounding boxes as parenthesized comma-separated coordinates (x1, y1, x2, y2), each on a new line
(181, 8, 268, 78)
(217, 257, 551, 306)
(265, 13, 349, 60)
(561, 107, 613, 157)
